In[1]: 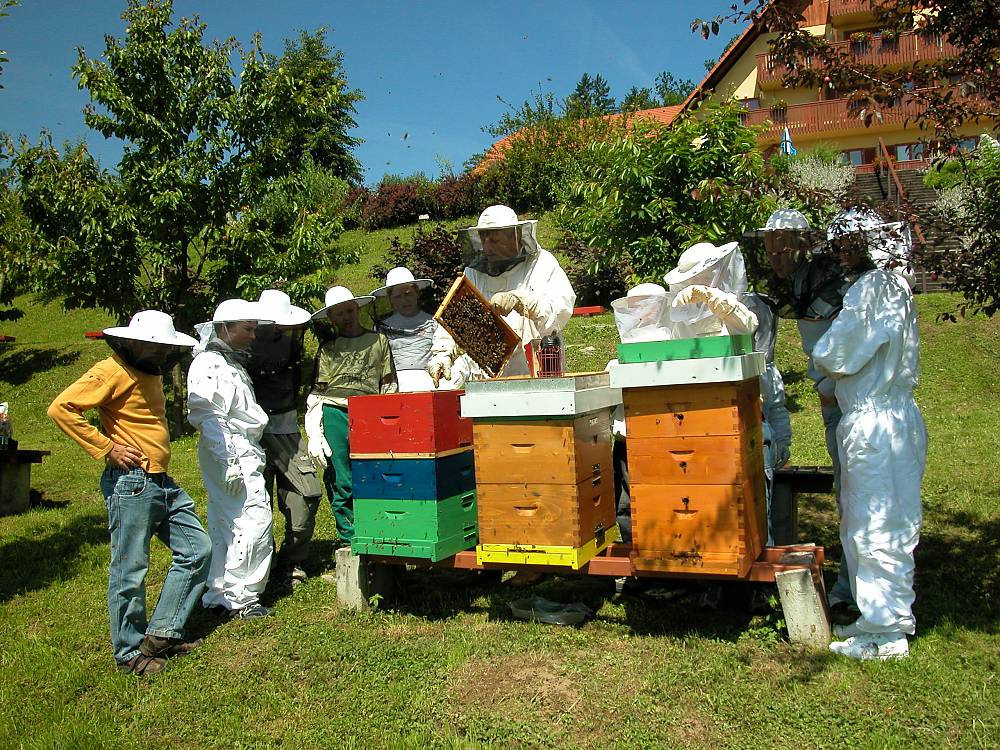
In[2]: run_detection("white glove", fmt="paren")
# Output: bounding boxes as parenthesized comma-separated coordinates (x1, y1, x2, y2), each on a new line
(223, 461, 243, 495)
(672, 285, 758, 335)
(305, 394, 332, 469)
(426, 354, 453, 389)
(490, 290, 540, 318)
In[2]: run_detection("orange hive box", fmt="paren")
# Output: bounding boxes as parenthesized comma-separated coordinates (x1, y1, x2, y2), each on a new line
(473, 410, 616, 548)
(624, 378, 768, 578)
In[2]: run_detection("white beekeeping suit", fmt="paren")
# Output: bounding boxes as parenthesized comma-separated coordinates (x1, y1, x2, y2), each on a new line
(427, 205, 576, 385)
(664, 241, 758, 337)
(813, 236, 927, 660)
(187, 299, 273, 618)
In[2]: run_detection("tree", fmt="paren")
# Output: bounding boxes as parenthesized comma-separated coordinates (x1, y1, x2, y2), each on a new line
(564, 72, 616, 118)
(693, 0, 1000, 314)
(12, 0, 362, 329)
(620, 86, 660, 113)
(557, 101, 770, 284)
(258, 28, 364, 184)
(0, 0, 16, 90)
(653, 71, 695, 106)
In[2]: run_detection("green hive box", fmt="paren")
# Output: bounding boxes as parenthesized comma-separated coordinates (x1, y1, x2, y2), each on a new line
(351, 490, 478, 562)
(617, 334, 754, 364)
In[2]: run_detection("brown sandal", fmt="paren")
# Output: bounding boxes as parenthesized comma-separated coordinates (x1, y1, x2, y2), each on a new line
(117, 654, 168, 675)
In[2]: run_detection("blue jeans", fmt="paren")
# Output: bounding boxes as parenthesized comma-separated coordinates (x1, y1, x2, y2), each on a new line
(100, 467, 211, 664)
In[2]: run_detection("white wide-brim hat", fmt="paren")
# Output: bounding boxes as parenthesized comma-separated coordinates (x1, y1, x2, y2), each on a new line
(103, 310, 197, 347)
(257, 289, 311, 326)
(663, 241, 740, 285)
(211, 298, 273, 325)
(371, 267, 433, 297)
(312, 285, 375, 321)
(758, 208, 811, 232)
(467, 204, 534, 232)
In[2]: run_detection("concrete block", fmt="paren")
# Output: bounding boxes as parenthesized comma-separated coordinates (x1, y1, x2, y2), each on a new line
(334, 546, 397, 611)
(776, 566, 831, 648)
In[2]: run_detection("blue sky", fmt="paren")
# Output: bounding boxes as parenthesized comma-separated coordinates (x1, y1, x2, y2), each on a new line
(1, 1, 737, 185)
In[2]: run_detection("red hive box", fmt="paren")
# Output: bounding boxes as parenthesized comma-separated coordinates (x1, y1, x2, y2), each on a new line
(348, 390, 473, 457)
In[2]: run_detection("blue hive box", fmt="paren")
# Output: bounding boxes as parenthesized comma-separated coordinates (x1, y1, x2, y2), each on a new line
(350, 449, 476, 501)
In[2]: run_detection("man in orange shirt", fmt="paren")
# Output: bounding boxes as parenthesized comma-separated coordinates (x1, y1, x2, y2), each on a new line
(48, 310, 211, 675)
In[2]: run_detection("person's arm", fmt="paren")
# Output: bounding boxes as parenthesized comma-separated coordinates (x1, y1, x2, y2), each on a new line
(378, 335, 398, 394)
(47, 368, 142, 468)
(186, 354, 238, 465)
(760, 364, 792, 467)
(428, 314, 461, 387)
(812, 279, 891, 378)
(488, 254, 577, 337)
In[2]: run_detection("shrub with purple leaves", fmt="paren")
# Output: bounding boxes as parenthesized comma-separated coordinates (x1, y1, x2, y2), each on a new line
(372, 222, 465, 308)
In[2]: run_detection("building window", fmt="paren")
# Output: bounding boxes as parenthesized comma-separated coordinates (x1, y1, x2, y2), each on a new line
(740, 98, 761, 111)
(843, 148, 875, 166)
(894, 142, 925, 161)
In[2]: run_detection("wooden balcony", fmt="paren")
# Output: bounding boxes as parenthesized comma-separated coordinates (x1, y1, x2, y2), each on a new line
(741, 96, 926, 141)
(830, 0, 875, 21)
(758, 31, 961, 89)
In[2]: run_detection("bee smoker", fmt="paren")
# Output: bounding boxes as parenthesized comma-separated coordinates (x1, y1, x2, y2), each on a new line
(538, 333, 565, 377)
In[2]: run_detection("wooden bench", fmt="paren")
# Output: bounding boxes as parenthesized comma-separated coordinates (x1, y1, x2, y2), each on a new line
(771, 465, 836, 545)
(0, 448, 51, 516)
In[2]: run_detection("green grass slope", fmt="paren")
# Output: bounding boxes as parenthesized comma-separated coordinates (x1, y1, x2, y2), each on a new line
(0, 271, 998, 748)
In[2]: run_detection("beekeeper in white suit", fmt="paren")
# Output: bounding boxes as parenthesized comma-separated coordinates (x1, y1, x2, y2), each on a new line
(426, 205, 576, 386)
(813, 211, 927, 661)
(187, 299, 274, 620)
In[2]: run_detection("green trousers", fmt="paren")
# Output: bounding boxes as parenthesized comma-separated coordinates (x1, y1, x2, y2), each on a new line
(321, 405, 354, 543)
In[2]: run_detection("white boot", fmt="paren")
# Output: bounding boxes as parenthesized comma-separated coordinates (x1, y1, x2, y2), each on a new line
(829, 631, 909, 661)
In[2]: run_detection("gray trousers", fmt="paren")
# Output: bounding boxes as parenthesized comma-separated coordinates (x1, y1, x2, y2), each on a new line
(260, 431, 323, 569)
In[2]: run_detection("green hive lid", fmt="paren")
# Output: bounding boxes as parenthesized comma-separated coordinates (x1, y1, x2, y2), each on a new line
(617, 334, 754, 364)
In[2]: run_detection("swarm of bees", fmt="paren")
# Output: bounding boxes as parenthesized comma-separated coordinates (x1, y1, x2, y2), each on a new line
(439, 295, 511, 376)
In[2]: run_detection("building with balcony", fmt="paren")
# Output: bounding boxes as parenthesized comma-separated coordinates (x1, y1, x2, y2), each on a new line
(686, 0, 990, 169)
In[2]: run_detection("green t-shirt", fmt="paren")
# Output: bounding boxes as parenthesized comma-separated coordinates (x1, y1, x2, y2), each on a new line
(314, 331, 395, 407)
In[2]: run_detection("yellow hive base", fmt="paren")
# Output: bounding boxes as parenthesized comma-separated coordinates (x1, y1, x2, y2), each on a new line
(476, 525, 620, 570)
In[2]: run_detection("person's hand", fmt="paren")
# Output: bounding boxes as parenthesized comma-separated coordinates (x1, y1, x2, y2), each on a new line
(490, 291, 524, 315)
(307, 435, 332, 470)
(671, 285, 711, 307)
(775, 443, 791, 469)
(427, 356, 452, 388)
(224, 461, 243, 495)
(108, 442, 143, 470)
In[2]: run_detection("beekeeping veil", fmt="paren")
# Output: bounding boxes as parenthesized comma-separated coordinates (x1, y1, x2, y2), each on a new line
(459, 205, 540, 277)
(743, 209, 851, 320)
(103, 309, 197, 376)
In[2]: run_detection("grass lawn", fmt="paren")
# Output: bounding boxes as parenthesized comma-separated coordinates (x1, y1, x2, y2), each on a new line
(1, 227, 998, 748)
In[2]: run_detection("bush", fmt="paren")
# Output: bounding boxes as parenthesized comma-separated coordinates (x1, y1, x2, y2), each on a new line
(432, 173, 481, 220)
(361, 174, 435, 230)
(923, 158, 966, 190)
(339, 185, 370, 229)
(372, 222, 465, 309)
(558, 234, 629, 307)
(482, 114, 630, 212)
